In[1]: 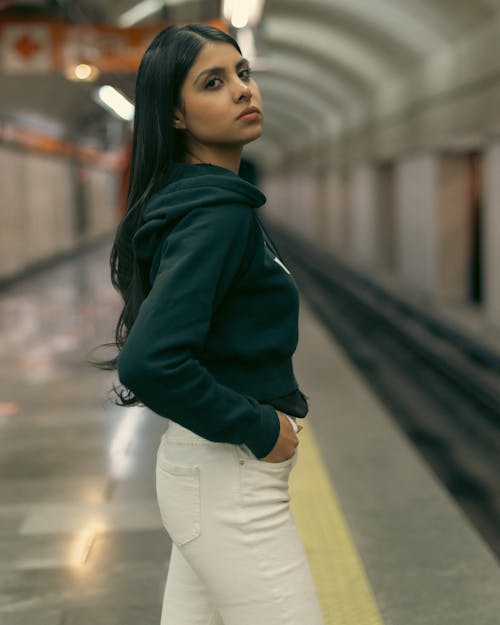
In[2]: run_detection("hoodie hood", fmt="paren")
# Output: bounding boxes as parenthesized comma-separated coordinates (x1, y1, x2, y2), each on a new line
(133, 162, 266, 263)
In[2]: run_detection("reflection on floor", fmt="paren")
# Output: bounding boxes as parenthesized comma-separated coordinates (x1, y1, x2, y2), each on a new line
(0, 243, 169, 625)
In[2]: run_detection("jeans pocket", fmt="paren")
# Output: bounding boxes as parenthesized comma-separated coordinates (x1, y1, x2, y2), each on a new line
(240, 444, 298, 470)
(156, 457, 201, 546)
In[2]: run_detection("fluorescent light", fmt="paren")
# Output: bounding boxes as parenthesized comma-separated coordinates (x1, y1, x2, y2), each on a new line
(118, 0, 162, 27)
(222, 0, 265, 29)
(118, 0, 188, 27)
(232, 3, 250, 29)
(96, 85, 135, 121)
(237, 27, 258, 63)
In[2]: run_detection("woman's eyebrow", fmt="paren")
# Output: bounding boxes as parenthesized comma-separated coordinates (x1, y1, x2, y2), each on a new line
(193, 58, 250, 85)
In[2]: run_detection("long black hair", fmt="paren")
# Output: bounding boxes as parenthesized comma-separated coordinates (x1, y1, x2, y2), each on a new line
(92, 24, 242, 405)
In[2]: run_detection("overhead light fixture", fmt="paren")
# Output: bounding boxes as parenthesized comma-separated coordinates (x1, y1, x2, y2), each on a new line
(64, 62, 100, 82)
(222, 0, 265, 29)
(95, 85, 135, 121)
(118, 0, 188, 28)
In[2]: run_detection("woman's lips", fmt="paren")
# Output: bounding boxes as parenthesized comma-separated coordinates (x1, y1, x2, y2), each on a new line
(236, 106, 262, 121)
(238, 111, 262, 121)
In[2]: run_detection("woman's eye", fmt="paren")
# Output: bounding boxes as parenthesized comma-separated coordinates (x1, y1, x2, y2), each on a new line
(205, 76, 222, 89)
(240, 67, 252, 80)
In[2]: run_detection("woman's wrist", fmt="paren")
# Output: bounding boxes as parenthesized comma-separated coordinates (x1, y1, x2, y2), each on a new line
(284, 413, 300, 433)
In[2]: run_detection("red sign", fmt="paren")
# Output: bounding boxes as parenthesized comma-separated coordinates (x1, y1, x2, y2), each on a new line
(14, 33, 42, 59)
(2, 23, 51, 72)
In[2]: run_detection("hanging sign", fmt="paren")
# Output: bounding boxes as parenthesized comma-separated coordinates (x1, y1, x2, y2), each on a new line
(2, 23, 52, 73)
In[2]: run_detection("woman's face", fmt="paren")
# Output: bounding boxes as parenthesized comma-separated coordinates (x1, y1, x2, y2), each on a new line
(174, 41, 264, 153)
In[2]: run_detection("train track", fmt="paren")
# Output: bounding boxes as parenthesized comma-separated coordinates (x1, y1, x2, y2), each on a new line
(270, 225, 500, 560)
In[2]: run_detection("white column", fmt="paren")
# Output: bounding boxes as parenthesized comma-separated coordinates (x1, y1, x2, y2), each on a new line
(394, 153, 469, 302)
(351, 164, 377, 268)
(395, 154, 438, 295)
(324, 170, 350, 259)
(315, 169, 329, 248)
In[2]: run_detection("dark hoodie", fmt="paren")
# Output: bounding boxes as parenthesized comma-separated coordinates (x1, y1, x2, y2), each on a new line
(117, 162, 308, 459)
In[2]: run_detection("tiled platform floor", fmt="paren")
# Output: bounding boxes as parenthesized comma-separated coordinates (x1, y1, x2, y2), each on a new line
(0, 245, 169, 624)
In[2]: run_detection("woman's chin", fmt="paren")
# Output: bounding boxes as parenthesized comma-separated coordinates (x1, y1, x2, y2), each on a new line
(242, 127, 263, 145)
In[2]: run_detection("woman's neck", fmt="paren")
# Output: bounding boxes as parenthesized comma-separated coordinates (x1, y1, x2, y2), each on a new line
(184, 146, 242, 174)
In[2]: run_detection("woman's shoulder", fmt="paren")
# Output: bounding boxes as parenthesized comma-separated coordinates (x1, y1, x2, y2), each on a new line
(148, 163, 266, 214)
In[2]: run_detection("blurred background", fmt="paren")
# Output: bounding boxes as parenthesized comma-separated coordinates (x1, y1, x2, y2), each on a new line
(1, 2, 500, 623)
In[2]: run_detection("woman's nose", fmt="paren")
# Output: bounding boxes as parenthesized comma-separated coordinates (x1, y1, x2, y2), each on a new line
(235, 82, 252, 101)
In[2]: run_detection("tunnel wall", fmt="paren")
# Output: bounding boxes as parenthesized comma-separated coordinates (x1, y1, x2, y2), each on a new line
(0, 143, 119, 283)
(261, 148, 496, 329)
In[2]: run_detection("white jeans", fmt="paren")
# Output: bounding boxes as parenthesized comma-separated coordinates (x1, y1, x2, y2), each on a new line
(156, 420, 324, 625)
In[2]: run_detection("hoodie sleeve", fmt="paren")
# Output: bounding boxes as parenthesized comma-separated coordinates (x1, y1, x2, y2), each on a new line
(117, 202, 281, 459)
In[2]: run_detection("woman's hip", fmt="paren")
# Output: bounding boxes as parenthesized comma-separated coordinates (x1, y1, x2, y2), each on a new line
(155, 419, 298, 547)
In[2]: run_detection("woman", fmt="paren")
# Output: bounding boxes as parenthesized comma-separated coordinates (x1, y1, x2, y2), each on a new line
(102, 23, 324, 625)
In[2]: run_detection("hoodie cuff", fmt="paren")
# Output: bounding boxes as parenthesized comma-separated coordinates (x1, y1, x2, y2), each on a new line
(245, 404, 281, 459)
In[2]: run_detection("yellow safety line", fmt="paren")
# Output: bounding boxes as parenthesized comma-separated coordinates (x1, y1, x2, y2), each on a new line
(289, 421, 386, 625)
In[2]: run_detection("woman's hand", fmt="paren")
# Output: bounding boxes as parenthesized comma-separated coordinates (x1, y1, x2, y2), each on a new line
(259, 411, 299, 463)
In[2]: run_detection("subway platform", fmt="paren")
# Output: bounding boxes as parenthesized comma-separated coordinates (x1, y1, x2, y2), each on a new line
(0, 243, 499, 625)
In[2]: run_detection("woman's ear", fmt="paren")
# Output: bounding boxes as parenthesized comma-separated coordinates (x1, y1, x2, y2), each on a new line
(173, 109, 186, 130)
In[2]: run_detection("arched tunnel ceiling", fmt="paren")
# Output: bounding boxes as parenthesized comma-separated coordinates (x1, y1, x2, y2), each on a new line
(265, 0, 440, 60)
(264, 15, 401, 87)
(265, 38, 370, 99)
(253, 0, 500, 167)
(265, 50, 365, 111)
(394, 0, 496, 39)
